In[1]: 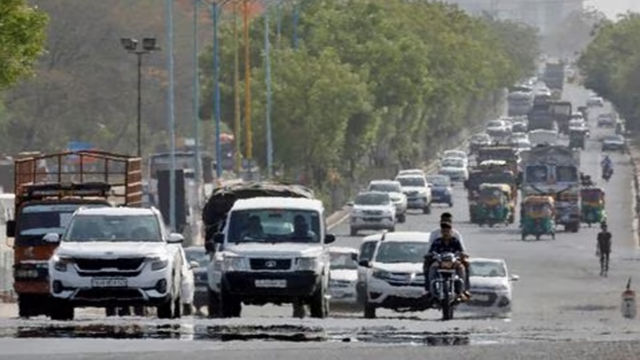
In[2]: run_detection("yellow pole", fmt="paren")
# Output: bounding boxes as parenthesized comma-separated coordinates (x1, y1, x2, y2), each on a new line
(233, 1, 242, 174)
(243, 0, 252, 163)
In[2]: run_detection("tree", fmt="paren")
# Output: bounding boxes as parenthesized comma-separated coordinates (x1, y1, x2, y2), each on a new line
(0, 0, 47, 88)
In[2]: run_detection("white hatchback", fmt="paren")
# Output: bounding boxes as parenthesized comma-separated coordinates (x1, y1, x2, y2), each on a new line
(460, 258, 519, 317)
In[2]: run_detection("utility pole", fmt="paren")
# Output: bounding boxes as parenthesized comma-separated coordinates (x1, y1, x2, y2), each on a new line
(243, 0, 253, 178)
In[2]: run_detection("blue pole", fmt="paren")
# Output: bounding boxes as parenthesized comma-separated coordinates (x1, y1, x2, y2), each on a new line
(213, 3, 223, 179)
(265, 9, 273, 179)
(193, 0, 202, 187)
(165, 0, 177, 231)
(293, 4, 299, 49)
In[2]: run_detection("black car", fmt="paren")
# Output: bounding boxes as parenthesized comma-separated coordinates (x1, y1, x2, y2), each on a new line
(184, 246, 209, 314)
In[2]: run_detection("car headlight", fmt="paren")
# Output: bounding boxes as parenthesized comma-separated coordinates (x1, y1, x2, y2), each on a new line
(491, 284, 509, 291)
(352, 209, 364, 216)
(149, 256, 170, 271)
(53, 256, 73, 272)
(296, 257, 319, 271)
(222, 256, 248, 271)
(372, 269, 392, 280)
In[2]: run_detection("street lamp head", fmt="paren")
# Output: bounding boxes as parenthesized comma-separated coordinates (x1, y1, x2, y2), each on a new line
(142, 37, 160, 51)
(120, 38, 138, 52)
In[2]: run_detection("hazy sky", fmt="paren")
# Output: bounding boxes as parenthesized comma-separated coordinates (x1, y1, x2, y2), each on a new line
(586, 0, 640, 19)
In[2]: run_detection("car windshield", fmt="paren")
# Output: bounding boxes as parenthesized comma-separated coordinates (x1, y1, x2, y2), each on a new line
(604, 135, 623, 141)
(398, 170, 423, 176)
(396, 177, 426, 187)
(470, 261, 506, 277)
(17, 203, 109, 241)
(330, 252, 358, 270)
(227, 209, 321, 243)
(426, 175, 450, 186)
(442, 158, 464, 168)
(185, 249, 209, 267)
(374, 241, 431, 264)
(369, 182, 401, 193)
(472, 134, 489, 142)
(444, 151, 465, 159)
(64, 214, 162, 242)
(359, 241, 377, 262)
(355, 193, 390, 205)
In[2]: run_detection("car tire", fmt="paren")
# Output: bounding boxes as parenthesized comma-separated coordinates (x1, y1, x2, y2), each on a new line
(219, 285, 242, 318)
(350, 228, 357, 236)
(173, 295, 182, 319)
(293, 303, 306, 318)
(309, 286, 329, 319)
(448, 201, 453, 208)
(398, 213, 406, 223)
(389, 226, 396, 232)
(364, 302, 376, 319)
(207, 289, 221, 318)
(157, 296, 176, 319)
(423, 206, 430, 214)
(50, 300, 74, 321)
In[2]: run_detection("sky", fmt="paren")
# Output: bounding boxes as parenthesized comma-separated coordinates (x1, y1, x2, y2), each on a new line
(586, 0, 640, 19)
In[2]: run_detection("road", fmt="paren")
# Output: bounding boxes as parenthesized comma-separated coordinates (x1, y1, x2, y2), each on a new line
(2, 83, 640, 359)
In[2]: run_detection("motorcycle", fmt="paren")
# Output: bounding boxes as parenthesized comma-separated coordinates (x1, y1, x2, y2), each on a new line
(602, 165, 613, 182)
(428, 252, 467, 321)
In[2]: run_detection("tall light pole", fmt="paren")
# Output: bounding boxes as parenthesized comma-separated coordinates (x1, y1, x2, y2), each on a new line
(165, 0, 177, 231)
(243, 0, 253, 178)
(120, 37, 160, 157)
(192, 0, 202, 188)
(264, 8, 273, 179)
(212, 1, 223, 179)
(234, 2, 242, 175)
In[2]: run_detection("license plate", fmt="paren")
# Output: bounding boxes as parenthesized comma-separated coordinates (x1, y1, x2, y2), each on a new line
(473, 294, 490, 302)
(254, 279, 287, 288)
(91, 278, 127, 288)
(399, 288, 423, 297)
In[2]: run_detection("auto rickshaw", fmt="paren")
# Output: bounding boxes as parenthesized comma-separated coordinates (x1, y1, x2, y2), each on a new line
(568, 129, 585, 150)
(475, 183, 513, 227)
(521, 195, 556, 241)
(580, 187, 606, 227)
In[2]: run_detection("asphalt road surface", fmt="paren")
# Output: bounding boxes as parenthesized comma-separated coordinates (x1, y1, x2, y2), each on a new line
(3, 84, 640, 359)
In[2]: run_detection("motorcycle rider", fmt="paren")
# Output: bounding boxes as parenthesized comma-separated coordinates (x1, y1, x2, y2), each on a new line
(601, 155, 613, 172)
(429, 212, 470, 288)
(424, 221, 470, 299)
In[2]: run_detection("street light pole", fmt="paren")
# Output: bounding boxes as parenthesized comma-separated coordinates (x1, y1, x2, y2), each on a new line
(120, 37, 160, 158)
(264, 8, 273, 179)
(165, 0, 177, 231)
(243, 0, 253, 178)
(192, 0, 202, 188)
(212, 2, 223, 180)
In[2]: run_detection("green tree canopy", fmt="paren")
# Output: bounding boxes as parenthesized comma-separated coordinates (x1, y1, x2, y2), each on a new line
(0, 0, 48, 88)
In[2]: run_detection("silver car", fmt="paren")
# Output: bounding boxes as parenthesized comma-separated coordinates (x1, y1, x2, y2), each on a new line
(367, 180, 407, 223)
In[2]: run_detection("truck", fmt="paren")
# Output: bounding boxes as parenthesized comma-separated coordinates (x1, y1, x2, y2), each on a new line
(519, 145, 581, 232)
(549, 101, 572, 135)
(528, 129, 558, 147)
(507, 88, 533, 117)
(543, 62, 565, 91)
(5, 150, 143, 318)
(528, 102, 556, 131)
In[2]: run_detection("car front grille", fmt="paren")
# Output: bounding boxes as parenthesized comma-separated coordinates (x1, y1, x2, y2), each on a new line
(249, 258, 292, 271)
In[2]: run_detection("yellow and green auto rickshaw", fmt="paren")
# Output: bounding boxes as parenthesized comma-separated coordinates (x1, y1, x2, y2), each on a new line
(475, 183, 513, 227)
(580, 187, 606, 227)
(521, 195, 556, 241)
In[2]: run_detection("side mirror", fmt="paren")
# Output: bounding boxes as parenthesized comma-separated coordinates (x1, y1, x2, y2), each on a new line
(43, 233, 61, 244)
(324, 233, 336, 244)
(168, 233, 184, 244)
(351, 253, 358, 262)
(346, 201, 354, 206)
(358, 260, 370, 267)
(213, 233, 225, 244)
(510, 274, 520, 282)
(6, 220, 15, 238)
(189, 261, 200, 269)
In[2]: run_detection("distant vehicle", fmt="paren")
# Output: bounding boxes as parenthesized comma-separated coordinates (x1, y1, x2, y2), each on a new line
(442, 150, 469, 167)
(397, 169, 425, 177)
(586, 96, 604, 107)
(601, 134, 626, 153)
(469, 133, 492, 153)
(486, 120, 511, 138)
(184, 246, 208, 315)
(460, 258, 518, 317)
(395, 175, 432, 214)
(425, 174, 453, 207)
(597, 114, 616, 128)
(439, 157, 469, 181)
(510, 132, 528, 142)
(367, 180, 407, 223)
(328, 247, 359, 309)
(349, 192, 396, 236)
(511, 121, 527, 133)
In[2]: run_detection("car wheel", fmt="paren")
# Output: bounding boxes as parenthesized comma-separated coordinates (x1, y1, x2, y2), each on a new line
(448, 201, 453, 208)
(50, 300, 74, 321)
(207, 289, 221, 318)
(389, 226, 396, 232)
(350, 228, 357, 236)
(173, 295, 182, 319)
(398, 213, 406, 223)
(220, 284, 242, 318)
(309, 286, 328, 319)
(364, 302, 376, 319)
(157, 296, 176, 319)
(293, 303, 306, 318)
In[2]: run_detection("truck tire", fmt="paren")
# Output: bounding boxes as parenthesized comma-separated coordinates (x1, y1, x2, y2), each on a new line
(18, 295, 33, 318)
(309, 286, 328, 318)
(207, 289, 221, 318)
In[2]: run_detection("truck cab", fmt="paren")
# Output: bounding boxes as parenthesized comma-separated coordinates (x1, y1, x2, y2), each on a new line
(6, 151, 142, 318)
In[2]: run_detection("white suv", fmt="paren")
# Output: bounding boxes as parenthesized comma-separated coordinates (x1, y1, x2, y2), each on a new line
(395, 175, 432, 214)
(206, 197, 335, 318)
(359, 231, 431, 318)
(45, 207, 185, 320)
(367, 180, 407, 223)
(349, 191, 396, 236)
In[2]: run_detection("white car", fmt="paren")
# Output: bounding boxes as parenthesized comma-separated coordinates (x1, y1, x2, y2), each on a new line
(486, 120, 511, 137)
(45, 207, 185, 320)
(367, 180, 407, 223)
(510, 132, 528, 142)
(461, 258, 518, 316)
(360, 232, 431, 318)
(328, 247, 359, 309)
(438, 157, 469, 181)
(442, 149, 468, 163)
(356, 236, 381, 305)
(395, 175, 432, 214)
(176, 245, 199, 315)
(349, 191, 396, 236)
(397, 169, 425, 177)
(587, 95, 604, 107)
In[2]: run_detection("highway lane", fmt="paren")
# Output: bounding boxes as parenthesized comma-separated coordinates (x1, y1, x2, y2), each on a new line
(2, 84, 640, 358)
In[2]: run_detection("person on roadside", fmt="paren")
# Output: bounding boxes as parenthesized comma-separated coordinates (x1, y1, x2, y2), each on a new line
(424, 221, 470, 299)
(597, 223, 612, 277)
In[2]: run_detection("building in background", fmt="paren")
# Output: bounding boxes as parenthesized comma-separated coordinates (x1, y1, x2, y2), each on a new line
(443, 0, 584, 35)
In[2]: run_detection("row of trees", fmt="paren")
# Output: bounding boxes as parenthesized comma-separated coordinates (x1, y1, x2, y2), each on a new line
(578, 13, 640, 131)
(199, 0, 539, 190)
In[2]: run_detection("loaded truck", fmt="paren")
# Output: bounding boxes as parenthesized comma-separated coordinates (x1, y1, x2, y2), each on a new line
(519, 145, 581, 232)
(528, 102, 556, 131)
(549, 101, 572, 135)
(543, 62, 565, 91)
(6, 150, 142, 318)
